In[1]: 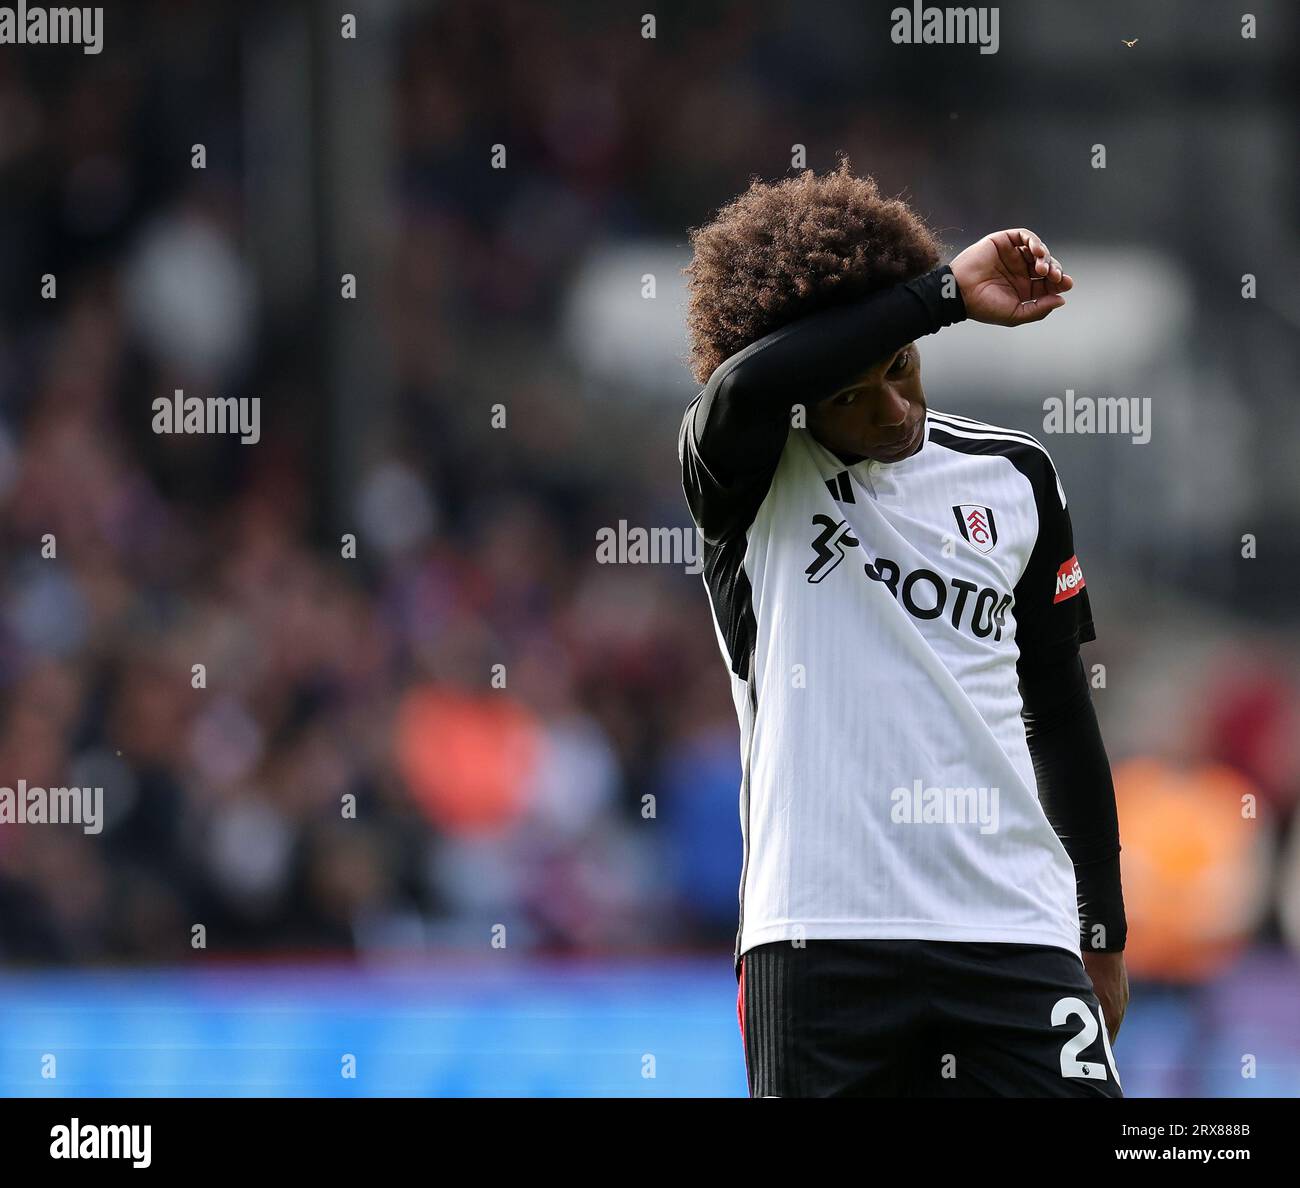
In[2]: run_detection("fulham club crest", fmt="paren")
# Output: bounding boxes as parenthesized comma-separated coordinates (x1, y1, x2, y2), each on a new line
(953, 504, 998, 554)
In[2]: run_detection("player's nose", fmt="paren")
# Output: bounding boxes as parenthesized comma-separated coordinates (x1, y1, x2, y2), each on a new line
(870, 388, 911, 429)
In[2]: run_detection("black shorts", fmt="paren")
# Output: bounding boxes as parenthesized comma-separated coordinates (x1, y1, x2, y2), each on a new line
(738, 939, 1122, 1098)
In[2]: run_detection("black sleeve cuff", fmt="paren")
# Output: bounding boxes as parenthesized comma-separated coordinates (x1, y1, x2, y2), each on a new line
(905, 264, 967, 329)
(1076, 852, 1128, 953)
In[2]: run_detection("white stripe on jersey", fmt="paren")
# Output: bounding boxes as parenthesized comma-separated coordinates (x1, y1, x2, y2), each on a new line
(926, 409, 1050, 451)
(927, 413, 1067, 508)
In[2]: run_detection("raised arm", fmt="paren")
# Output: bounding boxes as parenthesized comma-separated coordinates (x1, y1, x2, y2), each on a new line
(689, 265, 964, 487)
(681, 228, 1071, 542)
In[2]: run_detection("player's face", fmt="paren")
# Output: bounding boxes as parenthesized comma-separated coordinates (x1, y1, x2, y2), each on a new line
(806, 343, 925, 463)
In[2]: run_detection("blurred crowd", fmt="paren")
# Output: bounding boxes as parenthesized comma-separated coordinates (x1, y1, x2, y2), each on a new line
(0, 0, 1298, 1025)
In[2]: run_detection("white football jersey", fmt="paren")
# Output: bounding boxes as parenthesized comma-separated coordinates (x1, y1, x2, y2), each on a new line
(681, 406, 1096, 961)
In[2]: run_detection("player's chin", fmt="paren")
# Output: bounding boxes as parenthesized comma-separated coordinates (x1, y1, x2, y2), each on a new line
(865, 421, 923, 461)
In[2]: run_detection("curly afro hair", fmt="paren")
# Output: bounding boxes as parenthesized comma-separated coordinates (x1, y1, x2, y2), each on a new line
(684, 161, 944, 383)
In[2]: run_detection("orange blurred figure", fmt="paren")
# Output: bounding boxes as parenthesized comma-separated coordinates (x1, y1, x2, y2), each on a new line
(1115, 756, 1271, 983)
(395, 686, 541, 834)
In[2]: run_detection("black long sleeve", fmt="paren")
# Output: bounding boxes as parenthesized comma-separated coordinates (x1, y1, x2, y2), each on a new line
(1020, 653, 1127, 953)
(680, 266, 965, 542)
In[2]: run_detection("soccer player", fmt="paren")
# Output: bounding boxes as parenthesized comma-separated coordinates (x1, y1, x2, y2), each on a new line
(678, 163, 1127, 1097)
